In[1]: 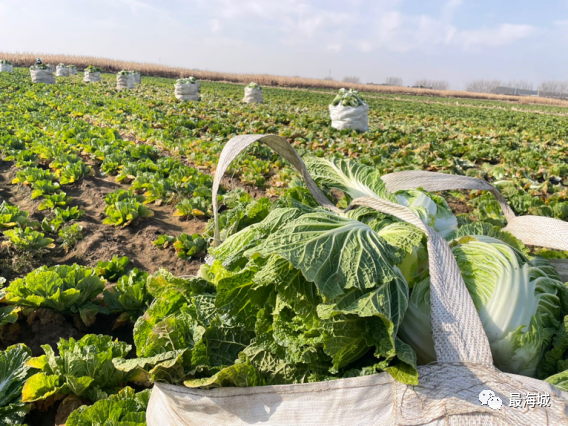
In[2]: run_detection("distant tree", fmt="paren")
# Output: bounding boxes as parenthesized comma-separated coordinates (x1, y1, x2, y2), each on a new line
(507, 80, 533, 91)
(431, 80, 449, 90)
(414, 79, 449, 90)
(385, 76, 403, 86)
(538, 81, 568, 98)
(323, 76, 335, 81)
(466, 79, 502, 94)
(343, 76, 360, 84)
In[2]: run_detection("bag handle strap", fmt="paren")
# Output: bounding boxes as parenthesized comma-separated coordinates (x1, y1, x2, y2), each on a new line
(382, 170, 568, 251)
(212, 134, 339, 246)
(348, 196, 493, 364)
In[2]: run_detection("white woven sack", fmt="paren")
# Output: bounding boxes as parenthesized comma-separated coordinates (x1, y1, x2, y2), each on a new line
(243, 87, 263, 103)
(30, 69, 55, 84)
(329, 102, 369, 132)
(0, 64, 13, 72)
(56, 66, 70, 77)
(147, 134, 568, 426)
(175, 83, 199, 101)
(83, 71, 101, 83)
(47, 64, 56, 72)
(117, 74, 135, 90)
(68, 68, 78, 76)
(133, 72, 141, 84)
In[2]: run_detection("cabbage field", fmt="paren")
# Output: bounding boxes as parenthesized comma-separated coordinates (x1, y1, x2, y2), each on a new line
(0, 68, 568, 425)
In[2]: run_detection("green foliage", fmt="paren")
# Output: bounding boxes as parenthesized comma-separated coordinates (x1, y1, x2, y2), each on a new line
(173, 233, 207, 259)
(0, 344, 35, 425)
(2, 227, 55, 250)
(66, 386, 151, 426)
(1, 264, 104, 325)
(174, 197, 211, 218)
(153, 234, 175, 249)
(95, 255, 130, 282)
(204, 193, 271, 240)
(331, 88, 365, 107)
(57, 161, 91, 184)
(0, 202, 36, 229)
(22, 335, 133, 404)
(58, 223, 83, 252)
(177, 77, 198, 84)
(103, 268, 152, 322)
(31, 179, 61, 199)
(38, 192, 71, 211)
(12, 167, 56, 185)
(103, 189, 154, 227)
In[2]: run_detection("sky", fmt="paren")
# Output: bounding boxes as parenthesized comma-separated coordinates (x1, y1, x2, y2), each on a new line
(1, 0, 568, 89)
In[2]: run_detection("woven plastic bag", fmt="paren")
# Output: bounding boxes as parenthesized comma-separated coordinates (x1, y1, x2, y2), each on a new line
(30, 69, 55, 84)
(0, 64, 13, 72)
(175, 83, 199, 101)
(243, 87, 263, 104)
(117, 74, 135, 90)
(147, 134, 568, 426)
(132, 71, 141, 84)
(68, 67, 78, 76)
(83, 71, 101, 83)
(56, 65, 70, 77)
(329, 103, 369, 132)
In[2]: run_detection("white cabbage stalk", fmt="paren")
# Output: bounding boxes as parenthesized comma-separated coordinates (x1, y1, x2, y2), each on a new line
(399, 235, 565, 377)
(395, 190, 458, 238)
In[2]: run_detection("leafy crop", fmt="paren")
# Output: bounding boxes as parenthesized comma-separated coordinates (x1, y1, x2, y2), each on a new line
(0, 344, 35, 425)
(399, 223, 566, 376)
(104, 194, 154, 227)
(173, 233, 207, 259)
(177, 77, 198, 84)
(96, 255, 130, 282)
(58, 223, 84, 252)
(2, 227, 55, 250)
(331, 88, 365, 107)
(22, 335, 133, 404)
(103, 268, 152, 323)
(1, 65, 568, 420)
(1, 264, 104, 325)
(153, 234, 175, 248)
(66, 386, 151, 426)
(0, 202, 36, 229)
(38, 192, 72, 211)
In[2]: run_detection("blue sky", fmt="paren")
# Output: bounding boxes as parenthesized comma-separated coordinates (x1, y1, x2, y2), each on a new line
(1, 0, 567, 89)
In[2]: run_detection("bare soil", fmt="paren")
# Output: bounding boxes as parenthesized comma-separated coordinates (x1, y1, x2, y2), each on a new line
(0, 163, 206, 281)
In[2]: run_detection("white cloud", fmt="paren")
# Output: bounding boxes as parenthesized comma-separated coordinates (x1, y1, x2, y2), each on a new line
(370, 9, 535, 53)
(326, 43, 342, 53)
(210, 19, 220, 33)
(114, 0, 158, 16)
(185, 0, 534, 55)
(453, 24, 536, 48)
(356, 41, 373, 53)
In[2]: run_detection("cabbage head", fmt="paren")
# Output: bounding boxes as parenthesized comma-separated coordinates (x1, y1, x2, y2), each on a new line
(398, 224, 567, 377)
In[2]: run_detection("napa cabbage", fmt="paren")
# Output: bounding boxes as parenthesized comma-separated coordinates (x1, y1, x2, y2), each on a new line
(304, 156, 458, 237)
(398, 223, 567, 377)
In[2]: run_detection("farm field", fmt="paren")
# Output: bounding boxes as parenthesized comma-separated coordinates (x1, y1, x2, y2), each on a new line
(1, 67, 568, 425)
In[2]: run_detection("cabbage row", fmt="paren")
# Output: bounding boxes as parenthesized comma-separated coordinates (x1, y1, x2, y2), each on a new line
(1, 68, 568, 424)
